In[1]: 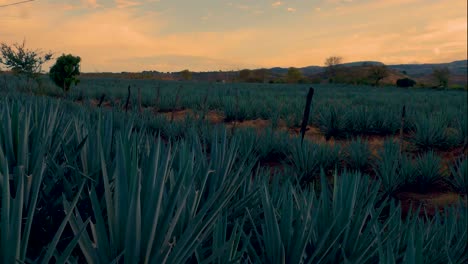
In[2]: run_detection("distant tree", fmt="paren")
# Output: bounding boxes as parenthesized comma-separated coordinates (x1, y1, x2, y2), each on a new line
(286, 67, 303, 83)
(431, 66, 450, 88)
(396, 78, 416, 88)
(0, 40, 53, 88)
(368, 65, 389, 86)
(324, 56, 343, 82)
(239, 69, 251, 82)
(180, 69, 192, 80)
(49, 54, 81, 92)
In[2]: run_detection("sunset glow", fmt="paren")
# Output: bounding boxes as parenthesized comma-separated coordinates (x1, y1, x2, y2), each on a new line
(1, 0, 466, 72)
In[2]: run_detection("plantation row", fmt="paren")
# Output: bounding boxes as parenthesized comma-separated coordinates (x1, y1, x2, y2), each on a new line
(2, 77, 467, 137)
(12, 77, 464, 150)
(0, 95, 466, 263)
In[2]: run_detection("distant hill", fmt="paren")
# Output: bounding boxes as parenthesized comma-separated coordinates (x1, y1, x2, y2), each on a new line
(264, 60, 467, 86)
(80, 60, 467, 86)
(387, 60, 467, 77)
(267, 60, 465, 76)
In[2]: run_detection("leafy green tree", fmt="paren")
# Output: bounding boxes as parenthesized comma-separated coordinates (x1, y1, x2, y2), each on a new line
(286, 67, 303, 83)
(0, 40, 53, 87)
(49, 54, 81, 92)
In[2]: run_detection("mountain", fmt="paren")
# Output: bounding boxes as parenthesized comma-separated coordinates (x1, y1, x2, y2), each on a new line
(267, 60, 466, 76)
(80, 60, 466, 85)
(387, 60, 467, 77)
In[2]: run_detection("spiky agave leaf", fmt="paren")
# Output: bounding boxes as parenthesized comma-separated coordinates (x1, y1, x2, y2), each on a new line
(410, 113, 450, 150)
(449, 156, 468, 194)
(412, 151, 443, 193)
(345, 137, 371, 172)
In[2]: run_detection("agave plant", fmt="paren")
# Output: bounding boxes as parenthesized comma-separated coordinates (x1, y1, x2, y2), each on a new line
(412, 151, 443, 193)
(449, 156, 468, 194)
(0, 98, 87, 263)
(287, 140, 340, 184)
(346, 106, 372, 135)
(376, 203, 468, 264)
(317, 105, 346, 140)
(373, 139, 406, 196)
(247, 169, 391, 264)
(345, 137, 371, 172)
(245, 181, 318, 264)
(410, 113, 450, 150)
(64, 127, 254, 263)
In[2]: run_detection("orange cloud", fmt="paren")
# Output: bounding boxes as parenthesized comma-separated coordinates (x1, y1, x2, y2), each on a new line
(0, 0, 465, 72)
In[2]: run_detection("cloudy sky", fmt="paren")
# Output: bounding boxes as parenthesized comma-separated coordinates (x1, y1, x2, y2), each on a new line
(1, 0, 466, 72)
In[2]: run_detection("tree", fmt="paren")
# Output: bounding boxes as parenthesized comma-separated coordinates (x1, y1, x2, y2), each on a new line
(368, 65, 389, 86)
(180, 69, 192, 80)
(0, 40, 52, 85)
(431, 66, 450, 88)
(324, 56, 343, 82)
(49, 54, 81, 92)
(286, 67, 303, 83)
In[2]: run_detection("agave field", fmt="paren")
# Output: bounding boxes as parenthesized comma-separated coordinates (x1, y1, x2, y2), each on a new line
(0, 77, 467, 263)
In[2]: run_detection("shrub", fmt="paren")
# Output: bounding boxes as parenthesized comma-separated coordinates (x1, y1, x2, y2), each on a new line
(49, 54, 81, 92)
(396, 78, 416, 88)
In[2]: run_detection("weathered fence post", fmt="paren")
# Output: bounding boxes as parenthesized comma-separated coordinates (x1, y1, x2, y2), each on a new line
(125, 85, 131, 112)
(300, 87, 315, 143)
(97, 93, 106, 107)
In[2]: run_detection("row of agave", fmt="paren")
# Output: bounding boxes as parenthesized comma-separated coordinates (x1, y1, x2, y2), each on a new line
(76, 98, 468, 197)
(48, 78, 466, 142)
(315, 104, 467, 149)
(0, 95, 467, 263)
(270, 135, 467, 195)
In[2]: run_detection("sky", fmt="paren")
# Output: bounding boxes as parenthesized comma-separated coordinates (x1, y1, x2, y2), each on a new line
(0, 0, 466, 72)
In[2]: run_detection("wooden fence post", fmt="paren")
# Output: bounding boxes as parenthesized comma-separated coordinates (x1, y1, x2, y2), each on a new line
(97, 93, 106, 107)
(125, 85, 131, 112)
(300, 87, 315, 143)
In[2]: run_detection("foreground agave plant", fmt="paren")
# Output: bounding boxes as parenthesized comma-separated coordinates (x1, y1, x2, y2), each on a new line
(63, 125, 253, 263)
(0, 98, 85, 263)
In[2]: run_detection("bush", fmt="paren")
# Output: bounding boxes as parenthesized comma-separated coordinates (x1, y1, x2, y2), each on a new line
(49, 54, 81, 92)
(396, 78, 416, 88)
